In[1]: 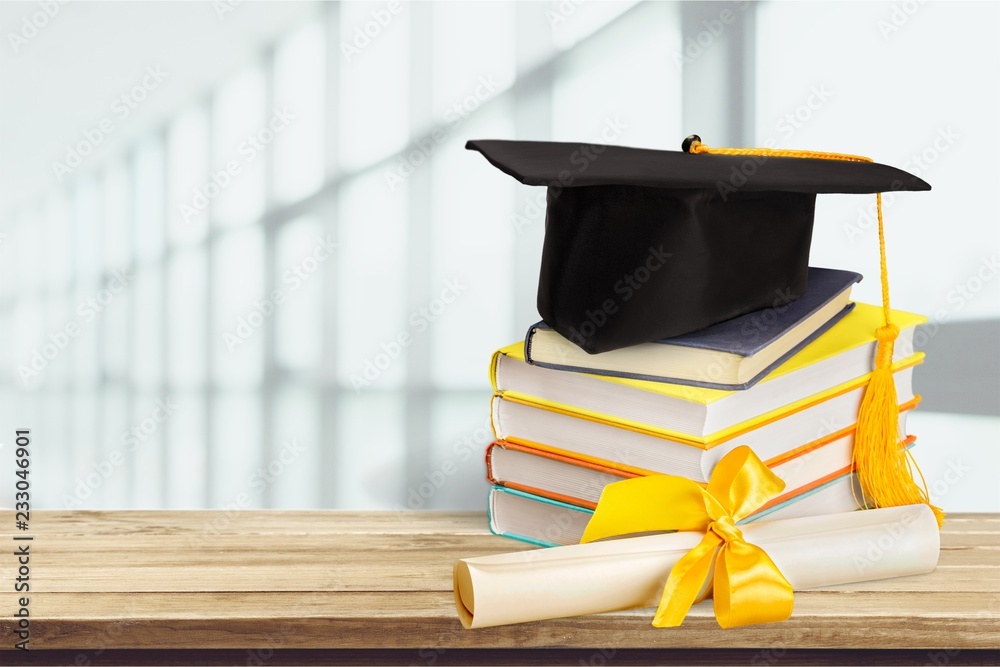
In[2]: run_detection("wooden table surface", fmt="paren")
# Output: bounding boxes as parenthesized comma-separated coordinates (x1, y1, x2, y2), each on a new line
(1, 510, 998, 666)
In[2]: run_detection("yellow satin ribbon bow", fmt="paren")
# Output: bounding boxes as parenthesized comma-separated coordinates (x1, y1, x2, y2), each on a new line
(580, 446, 794, 629)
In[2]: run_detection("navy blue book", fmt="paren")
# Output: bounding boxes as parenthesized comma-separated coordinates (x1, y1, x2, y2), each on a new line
(524, 267, 862, 391)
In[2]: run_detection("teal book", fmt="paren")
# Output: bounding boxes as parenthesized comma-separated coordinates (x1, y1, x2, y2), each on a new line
(488, 473, 865, 548)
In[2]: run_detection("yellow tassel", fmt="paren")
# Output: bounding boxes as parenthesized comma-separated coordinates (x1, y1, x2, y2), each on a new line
(853, 325, 944, 525)
(687, 142, 945, 528)
(852, 195, 945, 527)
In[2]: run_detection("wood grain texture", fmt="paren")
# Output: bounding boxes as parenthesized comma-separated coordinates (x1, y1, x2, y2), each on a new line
(0, 510, 997, 654)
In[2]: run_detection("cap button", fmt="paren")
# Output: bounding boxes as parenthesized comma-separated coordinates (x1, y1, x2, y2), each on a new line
(682, 135, 701, 153)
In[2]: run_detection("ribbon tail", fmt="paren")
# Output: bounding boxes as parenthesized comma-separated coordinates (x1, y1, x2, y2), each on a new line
(581, 475, 715, 543)
(694, 581, 714, 605)
(713, 541, 794, 629)
(652, 533, 721, 628)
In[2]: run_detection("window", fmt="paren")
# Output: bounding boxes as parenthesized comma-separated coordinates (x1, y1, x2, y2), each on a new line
(336, 171, 409, 389)
(212, 68, 267, 228)
(212, 227, 265, 387)
(337, 2, 410, 172)
(166, 248, 207, 388)
(273, 24, 326, 204)
(167, 107, 210, 247)
(0, 2, 684, 511)
(274, 216, 324, 372)
(133, 137, 165, 263)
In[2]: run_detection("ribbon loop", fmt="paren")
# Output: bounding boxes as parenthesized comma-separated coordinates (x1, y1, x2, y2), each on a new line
(581, 445, 795, 628)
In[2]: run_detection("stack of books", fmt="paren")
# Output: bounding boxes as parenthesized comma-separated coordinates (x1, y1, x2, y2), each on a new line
(483, 267, 926, 547)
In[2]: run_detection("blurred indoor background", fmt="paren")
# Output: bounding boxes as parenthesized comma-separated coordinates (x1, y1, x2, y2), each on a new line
(0, 1, 997, 512)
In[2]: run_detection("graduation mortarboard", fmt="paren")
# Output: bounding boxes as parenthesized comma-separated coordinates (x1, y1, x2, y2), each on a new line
(467, 134, 943, 527)
(466, 136, 929, 354)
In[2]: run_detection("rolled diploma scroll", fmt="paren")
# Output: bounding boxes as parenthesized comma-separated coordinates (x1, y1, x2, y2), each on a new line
(455, 505, 939, 628)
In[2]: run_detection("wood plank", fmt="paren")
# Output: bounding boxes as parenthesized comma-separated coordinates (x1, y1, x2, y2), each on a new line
(1, 591, 997, 651)
(13, 564, 996, 595)
(0, 510, 492, 536)
(8, 566, 996, 595)
(3, 510, 997, 536)
(939, 515, 1000, 533)
(0, 534, 526, 594)
(11, 590, 999, 623)
(941, 532, 1000, 547)
(1, 535, 994, 594)
(0, 566, 1000, 596)
(808, 567, 1000, 592)
(10, 532, 993, 560)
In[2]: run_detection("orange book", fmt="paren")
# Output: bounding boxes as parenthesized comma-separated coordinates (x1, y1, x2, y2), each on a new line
(486, 425, 918, 512)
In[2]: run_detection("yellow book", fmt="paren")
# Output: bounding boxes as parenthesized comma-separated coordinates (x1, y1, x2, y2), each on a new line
(490, 303, 925, 444)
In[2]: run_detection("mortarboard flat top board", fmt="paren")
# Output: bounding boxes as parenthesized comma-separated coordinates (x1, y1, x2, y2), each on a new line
(466, 139, 930, 194)
(466, 139, 931, 354)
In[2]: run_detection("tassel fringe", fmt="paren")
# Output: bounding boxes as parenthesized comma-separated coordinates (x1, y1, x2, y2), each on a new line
(853, 329, 945, 527)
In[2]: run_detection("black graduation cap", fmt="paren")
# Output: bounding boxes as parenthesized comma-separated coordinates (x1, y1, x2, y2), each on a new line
(466, 137, 930, 354)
